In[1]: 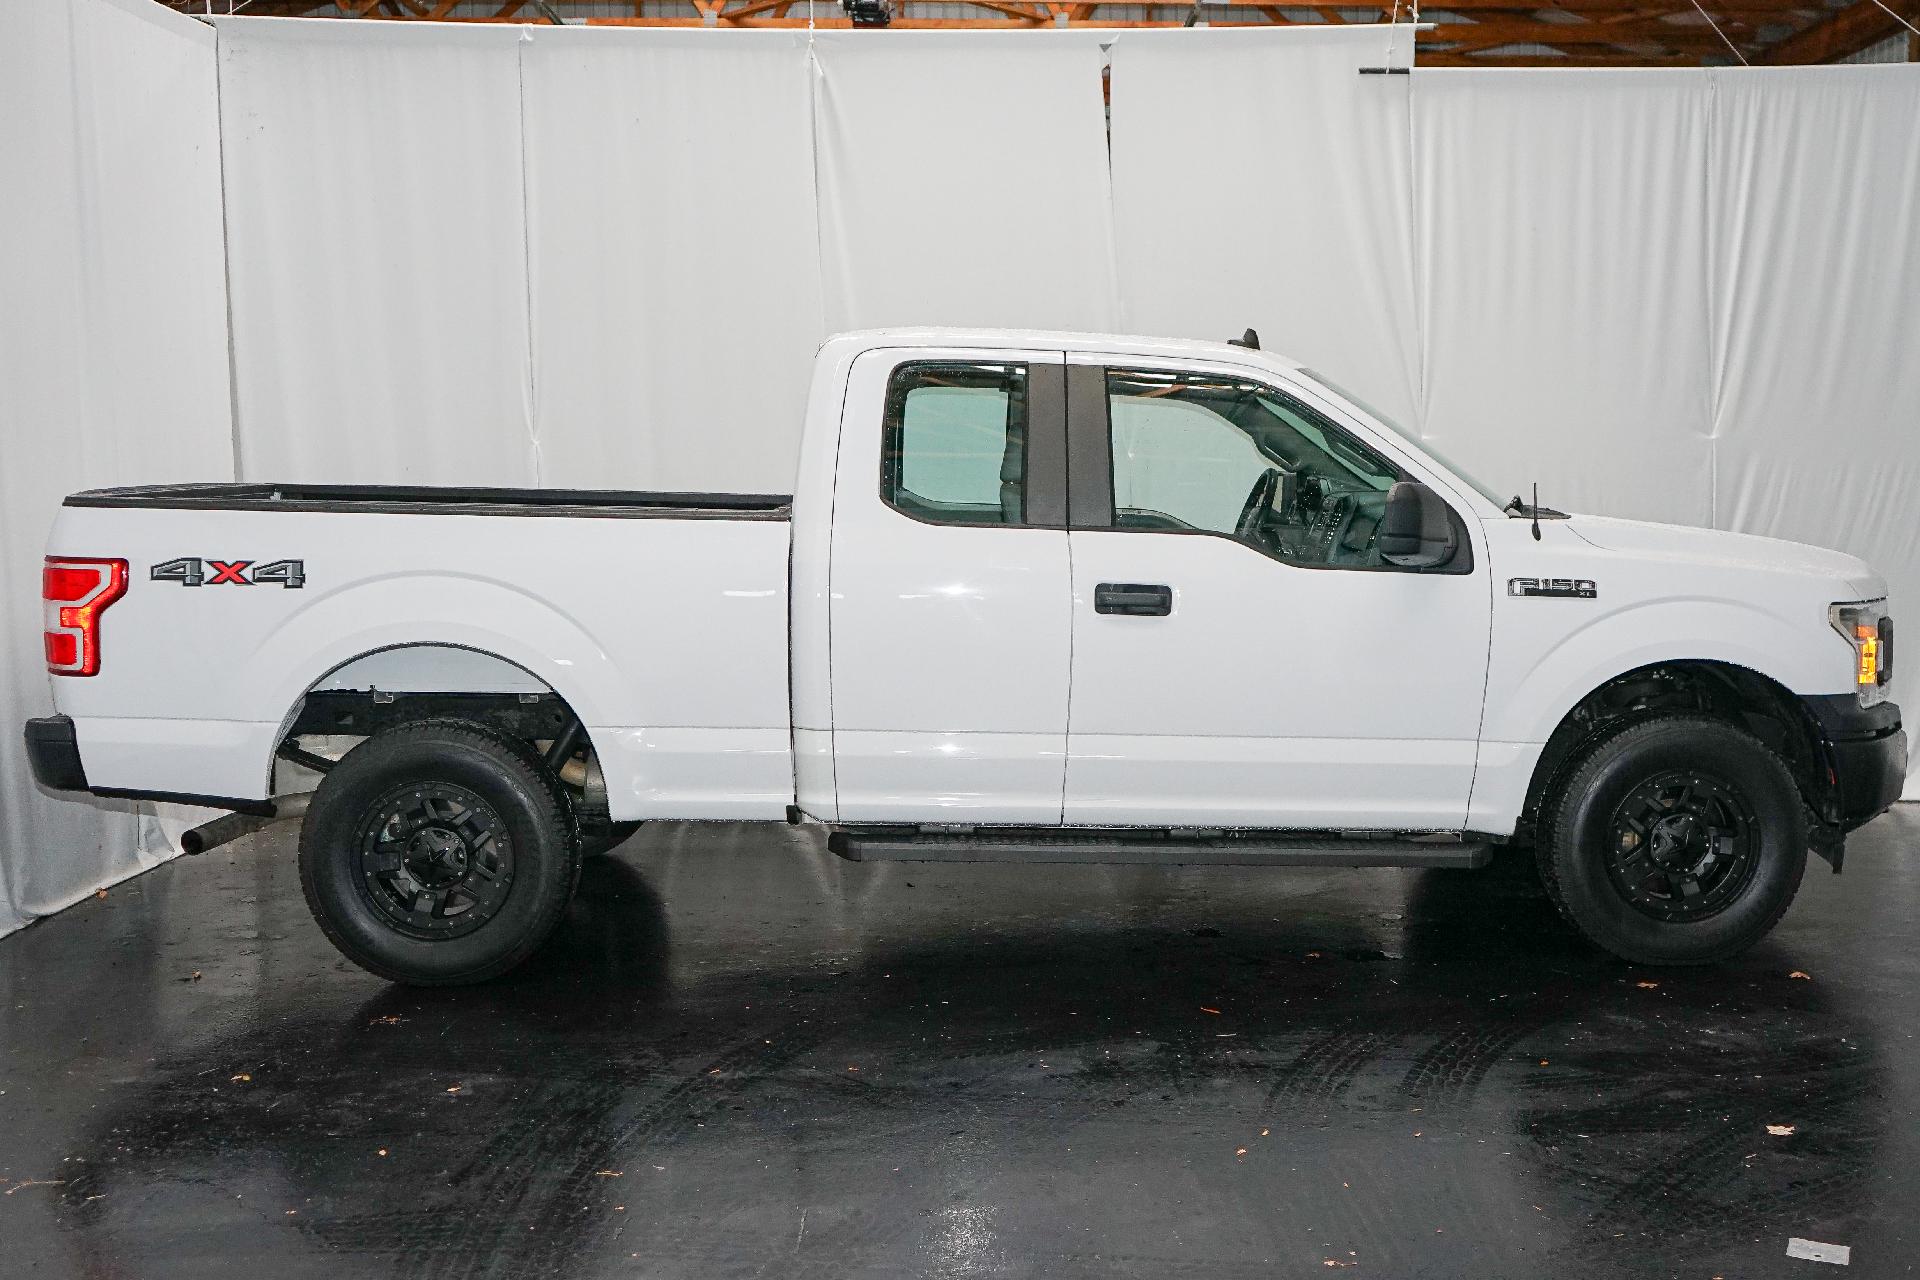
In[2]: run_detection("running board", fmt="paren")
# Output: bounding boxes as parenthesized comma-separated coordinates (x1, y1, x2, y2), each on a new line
(827, 829, 1492, 869)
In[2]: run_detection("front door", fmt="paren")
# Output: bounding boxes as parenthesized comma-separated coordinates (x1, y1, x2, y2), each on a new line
(1062, 356, 1492, 830)
(828, 347, 1071, 823)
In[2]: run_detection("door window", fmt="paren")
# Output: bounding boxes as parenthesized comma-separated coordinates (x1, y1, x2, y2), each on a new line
(883, 362, 1030, 526)
(1105, 368, 1407, 569)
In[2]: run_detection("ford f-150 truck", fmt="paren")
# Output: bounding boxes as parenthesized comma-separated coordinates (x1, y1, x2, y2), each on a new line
(26, 329, 1906, 984)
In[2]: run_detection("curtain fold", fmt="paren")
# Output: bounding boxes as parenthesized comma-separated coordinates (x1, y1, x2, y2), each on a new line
(1110, 26, 1423, 430)
(1707, 66, 1920, 777)
(214, 17, 536, 485)
(811, 29, 1121, 335)
(521, 28, 824, 493)
(0, 0, 233, 936)
(1410, 68, 1717, 526)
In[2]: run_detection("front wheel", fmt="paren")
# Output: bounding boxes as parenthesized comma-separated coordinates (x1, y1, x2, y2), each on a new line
(1538, 715, 1807, 965)
(299, 720, 580, 985)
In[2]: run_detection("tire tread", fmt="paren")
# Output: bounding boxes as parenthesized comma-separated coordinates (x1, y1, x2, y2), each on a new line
(1535, 712, 1806, 965)
(297, 717, 580, 986)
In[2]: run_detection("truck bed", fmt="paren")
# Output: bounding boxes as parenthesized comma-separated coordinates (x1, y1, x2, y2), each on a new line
(45, 485, 795, 816)
(65, 483, 792, 520)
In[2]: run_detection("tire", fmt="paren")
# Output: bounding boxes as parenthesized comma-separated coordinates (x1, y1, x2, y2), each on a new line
(1537, 714, 1807, 966)
(579, 820, 643, 860)
(298, 719, 581, 986)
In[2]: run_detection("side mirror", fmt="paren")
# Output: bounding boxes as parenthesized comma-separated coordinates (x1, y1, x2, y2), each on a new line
(1378, 481, 1457, 569)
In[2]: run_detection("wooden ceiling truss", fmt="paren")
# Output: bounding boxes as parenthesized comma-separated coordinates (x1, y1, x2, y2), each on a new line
(164, 0, 1920, 68)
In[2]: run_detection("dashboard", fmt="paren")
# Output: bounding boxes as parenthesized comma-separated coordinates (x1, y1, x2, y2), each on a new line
(1114, 465, 1391, 568)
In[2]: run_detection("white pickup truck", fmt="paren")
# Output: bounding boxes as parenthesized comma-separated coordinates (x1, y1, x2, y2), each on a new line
(27, 329, 1905, 984)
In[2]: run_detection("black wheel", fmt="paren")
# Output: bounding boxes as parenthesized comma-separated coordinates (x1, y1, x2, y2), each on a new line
(1538, 715, 1807, 965)
(299, 720, 580, 985)
(580, 820, 643, 860)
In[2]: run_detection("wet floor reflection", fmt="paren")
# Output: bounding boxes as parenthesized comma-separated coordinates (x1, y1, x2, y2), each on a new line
(6, 821, 1905, 1279)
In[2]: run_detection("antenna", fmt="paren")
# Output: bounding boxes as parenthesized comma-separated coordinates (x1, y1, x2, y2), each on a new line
(1228, 328, 1260, 350)
(1531, 482, 1542, 542)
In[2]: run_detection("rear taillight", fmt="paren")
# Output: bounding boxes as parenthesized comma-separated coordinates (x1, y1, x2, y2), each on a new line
(43, 557, 128, 677)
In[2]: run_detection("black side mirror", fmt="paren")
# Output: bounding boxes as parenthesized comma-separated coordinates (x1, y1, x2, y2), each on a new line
(1378, 481, 1457, 569)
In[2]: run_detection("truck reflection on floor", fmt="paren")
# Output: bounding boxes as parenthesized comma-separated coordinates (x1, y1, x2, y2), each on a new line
(42, 825, 1889, 1280)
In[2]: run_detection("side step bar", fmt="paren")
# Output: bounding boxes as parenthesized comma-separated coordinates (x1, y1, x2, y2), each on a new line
(827, 829, 1492, 870)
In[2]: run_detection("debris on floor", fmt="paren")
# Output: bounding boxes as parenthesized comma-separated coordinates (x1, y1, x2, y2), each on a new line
(1785, 1237, 1850, 1265)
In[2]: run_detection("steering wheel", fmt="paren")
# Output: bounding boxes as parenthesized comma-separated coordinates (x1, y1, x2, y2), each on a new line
(1236, 469, 1281, 542)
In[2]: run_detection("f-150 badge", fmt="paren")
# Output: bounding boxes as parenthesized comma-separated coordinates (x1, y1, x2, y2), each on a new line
(1509, 577, 1595, 599)
(151, 558, 305, 588)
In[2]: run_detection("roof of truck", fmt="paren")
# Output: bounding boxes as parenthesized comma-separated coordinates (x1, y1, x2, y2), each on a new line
(824, 327, 1307, 371)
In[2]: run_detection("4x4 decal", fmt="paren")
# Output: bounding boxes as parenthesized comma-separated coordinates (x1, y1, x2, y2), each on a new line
(151, 558, 305, 588)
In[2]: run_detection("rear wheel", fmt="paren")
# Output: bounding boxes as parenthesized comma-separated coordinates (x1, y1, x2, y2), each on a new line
(1538, 715, 1807, 965)
(299, 720, 580, 985)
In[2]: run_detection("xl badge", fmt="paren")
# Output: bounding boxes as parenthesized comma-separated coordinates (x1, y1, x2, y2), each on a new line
(1509, 577, 1596, 599)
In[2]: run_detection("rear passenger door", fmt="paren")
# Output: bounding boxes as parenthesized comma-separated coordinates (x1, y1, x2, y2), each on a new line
(827, 347, 1071, 823)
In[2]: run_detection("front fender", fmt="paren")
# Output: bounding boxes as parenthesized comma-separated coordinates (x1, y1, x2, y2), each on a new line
(1483, 595, 1843, 748)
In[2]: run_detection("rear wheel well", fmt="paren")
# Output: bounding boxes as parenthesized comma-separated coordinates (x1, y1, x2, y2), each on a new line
(1517, 661, 1831, 848)
(281, 678, 614, 833)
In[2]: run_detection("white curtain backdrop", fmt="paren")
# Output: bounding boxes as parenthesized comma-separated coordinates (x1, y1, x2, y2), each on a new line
(521, 27, 823, 493)
(5, 16, 1918, 935)
(1400, 63, 1920, 765)
(812, 29, 1120, 335)
(216, 18, 538, 484)
(1412, 69, 1718, 526)
(1109, 26, 1422, 429)
(0, 0, 233, 936)
(1707, 67, 1920, 699)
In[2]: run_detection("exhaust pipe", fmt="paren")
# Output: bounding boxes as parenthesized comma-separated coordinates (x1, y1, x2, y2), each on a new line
(180, 792, 313, 856)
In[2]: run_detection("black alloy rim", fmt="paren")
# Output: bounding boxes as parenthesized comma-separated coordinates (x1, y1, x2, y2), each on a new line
(1603, 769, 1759, 922)
(355, 782, 515, 939)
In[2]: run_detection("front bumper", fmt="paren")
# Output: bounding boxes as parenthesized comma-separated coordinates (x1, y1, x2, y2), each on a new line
(1803, 695, 1906, 831)
(24, 714, 89, 793)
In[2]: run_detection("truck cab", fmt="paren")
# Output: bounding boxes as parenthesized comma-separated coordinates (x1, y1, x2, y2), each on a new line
(27, 328, 1906, 984)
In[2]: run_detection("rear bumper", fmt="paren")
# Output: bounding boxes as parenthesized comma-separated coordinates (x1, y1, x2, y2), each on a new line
(1803, 695, 1906, 831)
(24, 715, 88, 792)
(22, 714, 273, 814)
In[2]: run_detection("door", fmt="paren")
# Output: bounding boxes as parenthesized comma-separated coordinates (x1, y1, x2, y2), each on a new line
(828, 347, 1071, 823)
(1063, 356, 1492, 830)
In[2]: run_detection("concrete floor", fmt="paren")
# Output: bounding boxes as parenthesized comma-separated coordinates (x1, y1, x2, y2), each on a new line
(2, 810, 1917, 1279)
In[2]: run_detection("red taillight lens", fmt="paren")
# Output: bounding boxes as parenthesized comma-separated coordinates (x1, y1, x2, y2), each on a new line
(45, 632, 80, 667)
(42, 557, 128, 676)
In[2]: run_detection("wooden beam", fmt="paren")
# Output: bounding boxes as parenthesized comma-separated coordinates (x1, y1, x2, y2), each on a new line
(151, 0, 1838, 63)
(168, 0, 1832, 12)
(1423, 18, 1756, 45)
(1417, 49, 1703, 62)
(1761, 0, 1920, 60)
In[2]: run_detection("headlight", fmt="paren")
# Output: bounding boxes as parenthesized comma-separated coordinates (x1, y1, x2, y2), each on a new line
(1830, 600, 1893, 706)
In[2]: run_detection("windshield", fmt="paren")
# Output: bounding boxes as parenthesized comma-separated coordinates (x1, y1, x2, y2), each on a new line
(1298, 369, 1507, 509)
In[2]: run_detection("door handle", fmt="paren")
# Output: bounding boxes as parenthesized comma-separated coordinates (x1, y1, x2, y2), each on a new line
(1094, 583, 1173, 616)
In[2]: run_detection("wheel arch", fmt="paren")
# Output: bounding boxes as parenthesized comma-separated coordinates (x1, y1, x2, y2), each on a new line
(266, 637, 610, 801)
(1514, 659, 1834, 854)
(248, 573, 632, 794)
